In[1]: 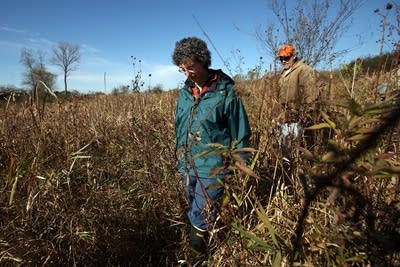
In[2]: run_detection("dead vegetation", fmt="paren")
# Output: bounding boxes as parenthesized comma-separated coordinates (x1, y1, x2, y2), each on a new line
(0, 63, 399, 266)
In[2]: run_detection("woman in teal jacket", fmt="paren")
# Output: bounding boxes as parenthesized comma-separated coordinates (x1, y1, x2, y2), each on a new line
(172, 37, 251, 261)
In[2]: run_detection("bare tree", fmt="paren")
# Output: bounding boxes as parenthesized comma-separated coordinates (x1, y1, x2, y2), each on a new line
(20, 48, 56, 89)
(257, 0, 364, 68)
(374, 2, 400, 56)
(51, 42, 81, 94)
(20, 48, 35, 87)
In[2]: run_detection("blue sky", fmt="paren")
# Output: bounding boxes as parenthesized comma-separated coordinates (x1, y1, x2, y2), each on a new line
(0, 0, 398, 93)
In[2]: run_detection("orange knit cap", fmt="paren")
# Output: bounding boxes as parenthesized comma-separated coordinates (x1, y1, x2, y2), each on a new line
(278, 44, 296, 57)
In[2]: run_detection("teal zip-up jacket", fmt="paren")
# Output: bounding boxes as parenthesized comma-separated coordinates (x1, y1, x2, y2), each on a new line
(175, 69, 251, 179)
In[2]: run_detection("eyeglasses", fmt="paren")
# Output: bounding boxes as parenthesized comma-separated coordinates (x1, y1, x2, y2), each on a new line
(178, 64, 196, 75)
(279, 56, 292, 62)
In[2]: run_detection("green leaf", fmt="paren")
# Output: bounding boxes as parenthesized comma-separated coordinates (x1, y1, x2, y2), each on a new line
(233, 147, 258, 154)
(347, 134, 367, 141)
(348, 98, 363, 116)
(256, 203, 280, 247)
(348, 115, 362, 130)
(194, 148, 227, 159)
(234, 161, 260, 180)
(208, 166, 224, 177)
(272, 251, 282, 267)
(206, 180, 224, 190)
(321, 151, 337, 163)
(205, 143, 226, 148)
(70, 142, 92, 156)
(306, 122, 332, 130)
(232, 224, 273, 251)
(298, 147, 314, 160)
(321, 111, 336, 129)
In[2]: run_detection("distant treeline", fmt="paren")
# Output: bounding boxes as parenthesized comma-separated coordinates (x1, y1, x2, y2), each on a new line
(0, 86, 106, 104)
(1, 52, 398, 98)
(345, 51, 399, 74)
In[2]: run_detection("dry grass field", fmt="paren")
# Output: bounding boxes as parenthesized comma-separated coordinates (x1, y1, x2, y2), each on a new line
(1, 67, 399, 266)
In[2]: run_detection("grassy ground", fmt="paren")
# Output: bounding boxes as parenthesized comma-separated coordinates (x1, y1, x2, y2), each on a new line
(0, 69, 399, 266)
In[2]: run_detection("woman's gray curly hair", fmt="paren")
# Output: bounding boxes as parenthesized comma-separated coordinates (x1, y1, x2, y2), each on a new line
(172, 37, 211, 68)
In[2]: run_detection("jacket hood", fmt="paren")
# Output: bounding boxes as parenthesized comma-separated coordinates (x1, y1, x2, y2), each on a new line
(291, 59, 308, 71)
(281, 59, 308, 74)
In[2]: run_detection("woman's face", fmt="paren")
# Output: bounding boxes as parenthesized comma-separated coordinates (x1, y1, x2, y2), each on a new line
(179, 59, 208, 85)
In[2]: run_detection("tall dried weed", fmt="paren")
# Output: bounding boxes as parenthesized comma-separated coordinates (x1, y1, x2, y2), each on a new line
(0, 61, 399, 266)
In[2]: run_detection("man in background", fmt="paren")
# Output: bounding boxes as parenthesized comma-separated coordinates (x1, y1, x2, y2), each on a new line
(277, 43, 319, 159)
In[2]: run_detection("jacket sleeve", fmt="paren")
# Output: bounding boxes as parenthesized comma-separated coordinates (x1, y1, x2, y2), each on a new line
(174, 99, 180, 154)
(299, 65, 318, 104)
(298, 65, 321, 125)
(225, 94, 251, 149)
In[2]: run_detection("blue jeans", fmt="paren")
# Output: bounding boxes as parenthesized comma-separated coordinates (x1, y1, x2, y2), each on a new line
(181, 174, 224, 231)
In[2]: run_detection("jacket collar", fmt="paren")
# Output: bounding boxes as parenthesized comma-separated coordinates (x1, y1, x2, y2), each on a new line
(183, 69, 233, 93)
(281, 59, 306, 76)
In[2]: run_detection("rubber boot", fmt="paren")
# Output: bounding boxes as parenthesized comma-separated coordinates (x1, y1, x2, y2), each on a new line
(189, 225, 208, 265)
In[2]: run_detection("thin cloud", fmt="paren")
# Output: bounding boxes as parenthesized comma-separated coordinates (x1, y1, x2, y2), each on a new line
(0, 24, 55, 53)
(0, 40, 25, 50)
(0, 25, 26, 34)
(83, 55, 116, 67)
(149, 64, 183, 89)
(69, 73, 107, 83)
(27, 37, 56, 48)
(81, 44, 100, 54)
